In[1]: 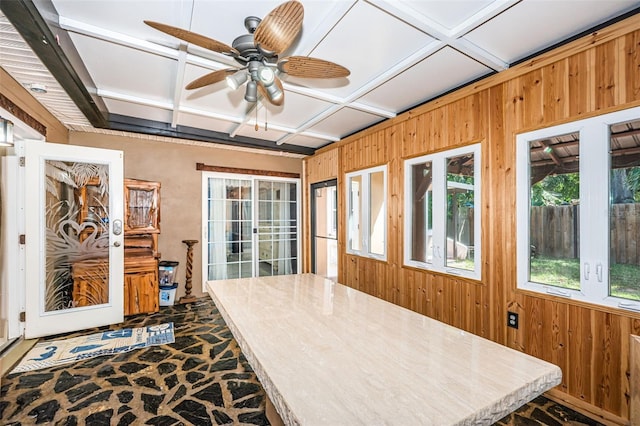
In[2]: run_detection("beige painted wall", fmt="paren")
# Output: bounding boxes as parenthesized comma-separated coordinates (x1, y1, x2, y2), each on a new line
(70, 131, 303, 298)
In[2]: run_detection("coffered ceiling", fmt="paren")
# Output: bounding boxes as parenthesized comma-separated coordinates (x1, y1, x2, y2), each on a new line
(1, 0, 639, 155)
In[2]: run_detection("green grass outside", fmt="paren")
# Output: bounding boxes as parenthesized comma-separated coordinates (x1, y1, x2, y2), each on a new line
(530, 256, 640, 301)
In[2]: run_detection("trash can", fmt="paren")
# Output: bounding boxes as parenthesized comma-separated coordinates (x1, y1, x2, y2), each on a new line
(159, 283, 178, 306)
(158, 261, 179, 286)
(158, 261, 179, 306)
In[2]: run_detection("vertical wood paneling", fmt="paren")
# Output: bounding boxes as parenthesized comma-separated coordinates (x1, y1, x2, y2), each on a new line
(542, 59, 570, 123)
(624, 31, 640, 103)
(568, 50, 594, 117)
(305, 21, 640, 424)
(595, 40, 619, 110)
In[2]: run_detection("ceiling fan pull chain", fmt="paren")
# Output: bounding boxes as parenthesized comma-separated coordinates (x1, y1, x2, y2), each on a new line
(265, 107, 268, 131)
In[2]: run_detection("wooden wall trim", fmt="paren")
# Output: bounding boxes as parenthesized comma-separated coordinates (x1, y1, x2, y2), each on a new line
(545, 389, 628, 426)
(196, 162, 300, 179)
(0, 93, 46, 136)
(632, 335, 640, 425)
(315, 12, 640, 155)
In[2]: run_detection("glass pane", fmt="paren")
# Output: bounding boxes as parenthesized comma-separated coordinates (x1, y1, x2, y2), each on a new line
(206, 177, 253, 281)
(349, 176, 362, 251)
(410, 162, 433, 264)
(45, 161, 110, 311)
(446, 154, 475, 271)
(609, 120, 640, 301)
(369, 171, 385, 256)
(257, 179, 298, 277)
(127, 188, 155, 228)
(528, 132, 580, 290)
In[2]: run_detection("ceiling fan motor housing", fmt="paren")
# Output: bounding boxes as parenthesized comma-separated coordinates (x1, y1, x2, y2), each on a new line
(244, 16, 261, 33)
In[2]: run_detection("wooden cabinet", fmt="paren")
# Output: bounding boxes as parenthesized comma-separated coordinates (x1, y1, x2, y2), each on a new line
(72, 178, 162, 316)
(123, 179, 161, 315)
(124, 257, 159, 315)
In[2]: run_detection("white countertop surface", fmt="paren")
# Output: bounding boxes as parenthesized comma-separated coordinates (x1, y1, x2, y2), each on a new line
(206, 273, 561, 425)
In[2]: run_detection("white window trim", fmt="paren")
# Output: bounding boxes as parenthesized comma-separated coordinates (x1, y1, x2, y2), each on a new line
(516, 105, 640, 313)
(345, 165, 388, 261)
(404, 143, 482, 281)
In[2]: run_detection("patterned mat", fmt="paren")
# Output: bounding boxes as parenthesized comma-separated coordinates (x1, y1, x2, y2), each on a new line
(11, 323, 174, 373)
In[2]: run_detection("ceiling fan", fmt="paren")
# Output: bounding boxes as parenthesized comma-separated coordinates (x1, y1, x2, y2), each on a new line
(145, 0, 350, 107)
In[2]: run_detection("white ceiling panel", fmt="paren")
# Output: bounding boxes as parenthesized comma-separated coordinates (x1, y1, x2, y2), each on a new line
(359, 47, 492, 113)
(466, 0, 639, 63)
(1, 0, 638, 154)
(257, 91, 334, 130)
(177, 111, 243, 136)
(105, 99, 173, 124)
(69, 34, 177, 103)
(306, 1, 436, 99)
(307, 107, 385, 139)
(399, 0, 496, 31)
(282, 133, 330, 149)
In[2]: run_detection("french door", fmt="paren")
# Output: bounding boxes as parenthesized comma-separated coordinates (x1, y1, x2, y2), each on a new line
(18, 140, 124, 338)
(202, 173, 300, 285)
(311, 180, 338, 280)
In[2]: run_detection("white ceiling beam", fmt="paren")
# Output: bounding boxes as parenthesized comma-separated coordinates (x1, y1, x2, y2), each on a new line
(171, 47, 188, 128)
(365, 0, 510, 71)
(58, 16, 178, 59)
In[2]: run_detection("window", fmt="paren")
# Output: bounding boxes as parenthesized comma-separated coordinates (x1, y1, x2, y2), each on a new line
(404, 144, 481, 280)
(516, 106, 640, 312)
(346, 165, 387, 260)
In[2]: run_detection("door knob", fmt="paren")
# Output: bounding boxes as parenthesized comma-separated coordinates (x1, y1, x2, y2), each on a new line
(114, 241, 121, 247)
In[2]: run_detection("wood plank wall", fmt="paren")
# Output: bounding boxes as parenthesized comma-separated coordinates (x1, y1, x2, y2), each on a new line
(303, 14, 640, 424)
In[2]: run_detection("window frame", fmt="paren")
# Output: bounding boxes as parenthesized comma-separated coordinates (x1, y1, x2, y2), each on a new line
(516, 105, 640, 313)
(345, 164, 388, 261)
(403, 143, 482, 281)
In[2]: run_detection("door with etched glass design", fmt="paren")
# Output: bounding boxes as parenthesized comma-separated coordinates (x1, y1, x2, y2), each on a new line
(21, 141, 124, 339)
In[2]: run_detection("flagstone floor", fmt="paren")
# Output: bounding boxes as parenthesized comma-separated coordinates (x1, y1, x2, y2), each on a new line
(0, 297, 604, 425)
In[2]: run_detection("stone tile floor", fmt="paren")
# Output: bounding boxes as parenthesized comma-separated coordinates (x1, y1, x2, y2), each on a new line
(0, 297, 604, 425)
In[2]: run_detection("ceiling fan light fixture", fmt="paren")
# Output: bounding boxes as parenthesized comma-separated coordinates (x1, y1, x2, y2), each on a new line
(257, 66, 275, 85)
(245, 81, 258, 102)
(264, 83, 283, 103)
(226, 70, 248, 90)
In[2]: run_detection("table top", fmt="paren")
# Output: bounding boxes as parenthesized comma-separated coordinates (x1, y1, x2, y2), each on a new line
(206, 273, 561, 426)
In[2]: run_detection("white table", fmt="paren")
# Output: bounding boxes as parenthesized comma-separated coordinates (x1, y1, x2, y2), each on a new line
(206, 274, 561, 425)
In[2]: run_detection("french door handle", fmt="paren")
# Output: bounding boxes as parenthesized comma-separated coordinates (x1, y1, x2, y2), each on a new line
(583, 262, 590, 280)
(596, 263, 603, 282)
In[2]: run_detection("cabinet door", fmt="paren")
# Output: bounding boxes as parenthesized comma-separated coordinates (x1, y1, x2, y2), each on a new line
(124, 259, 159, 315)
(124, 180, 160, 234)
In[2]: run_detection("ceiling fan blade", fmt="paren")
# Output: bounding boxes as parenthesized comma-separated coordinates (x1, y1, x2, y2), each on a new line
(186, 69, 238, 90)
(144, 20, 238, 55)
(278, 56, 350, 78)
(257, 77, 285, 106)
(254, 1, 303, 54)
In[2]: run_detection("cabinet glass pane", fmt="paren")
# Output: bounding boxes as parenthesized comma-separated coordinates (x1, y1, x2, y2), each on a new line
(528, 132, 580, 290)
(128, 188, 155, 228)
(609, 119, 640, 301)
